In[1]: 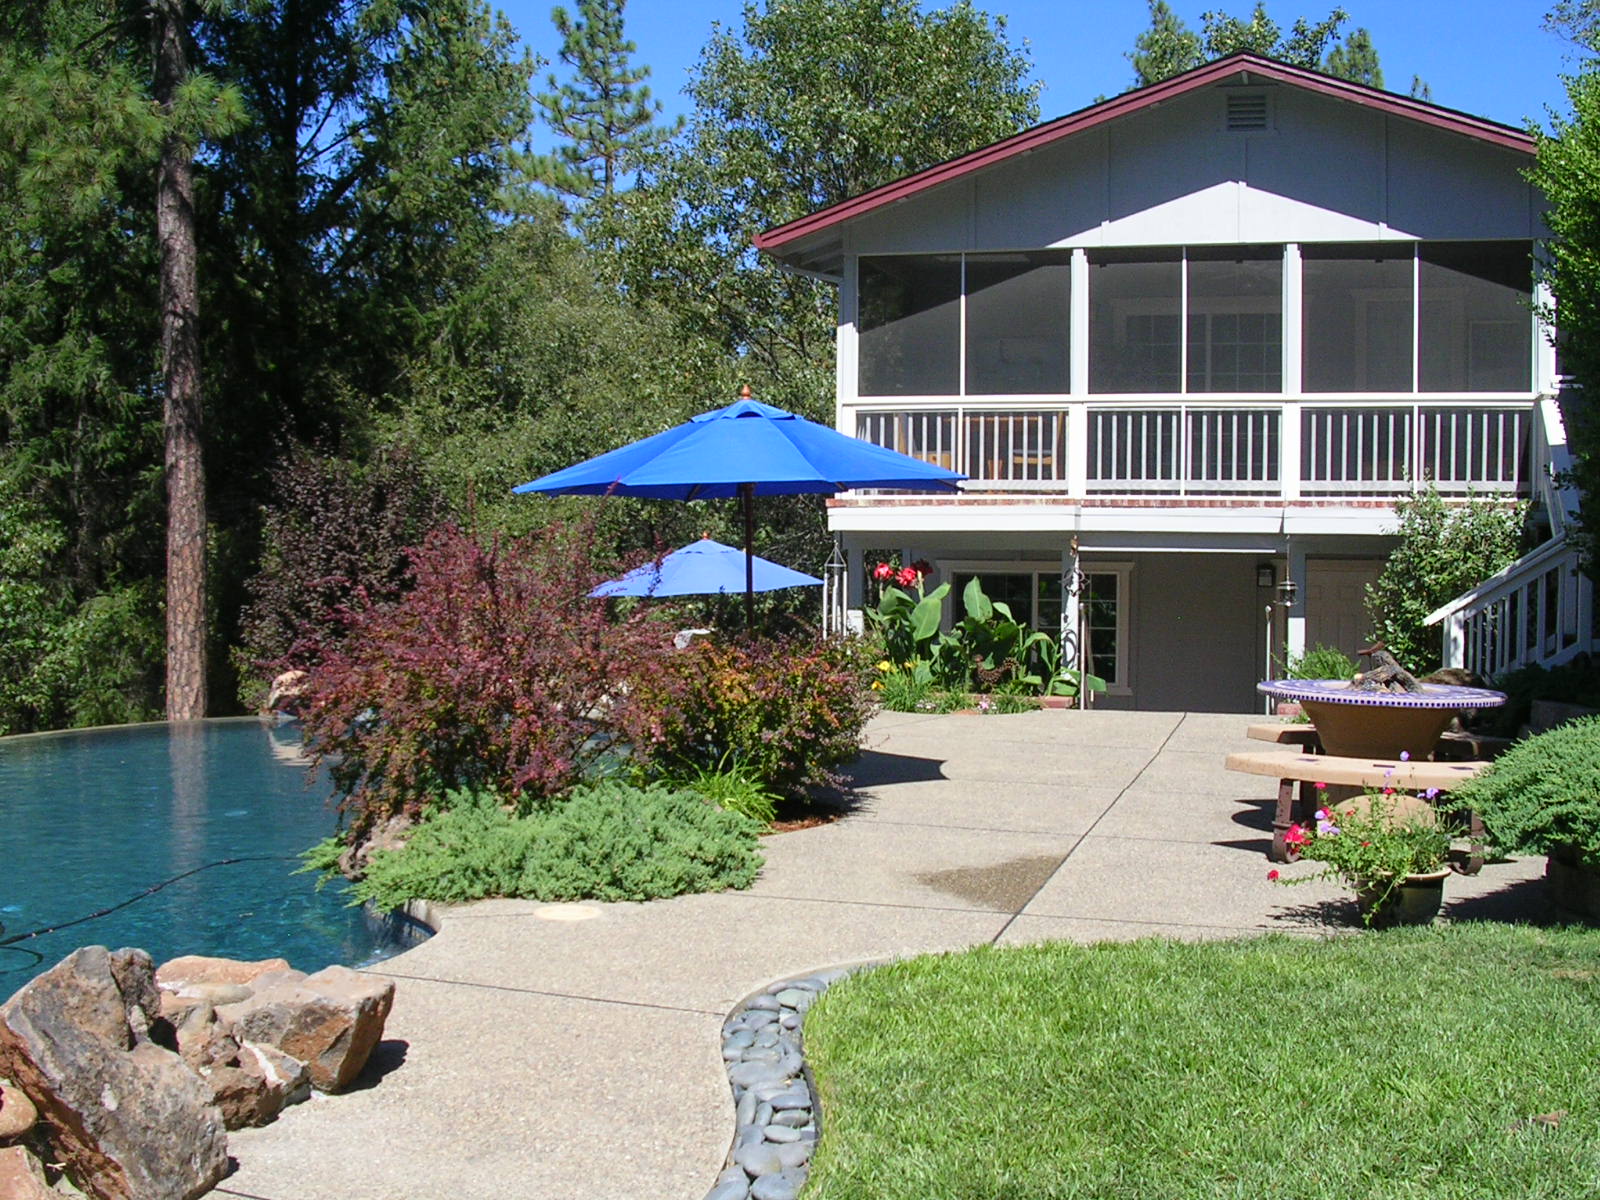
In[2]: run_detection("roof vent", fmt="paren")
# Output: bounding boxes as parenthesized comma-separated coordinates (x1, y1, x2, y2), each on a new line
(1226, 91, 1270, 132)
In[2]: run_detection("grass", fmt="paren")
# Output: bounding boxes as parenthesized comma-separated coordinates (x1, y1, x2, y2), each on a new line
(801, 925, 1600, 1200)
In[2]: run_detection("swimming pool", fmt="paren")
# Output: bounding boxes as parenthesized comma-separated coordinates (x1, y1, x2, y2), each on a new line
(0, 719, 427, 988)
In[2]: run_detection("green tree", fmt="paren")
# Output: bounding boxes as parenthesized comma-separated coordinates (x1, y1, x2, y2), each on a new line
(1323, 25, 1382, 87)
(1365, 487, 1526, 673)
(531, 0, 680, 224)
(1529, 4, 1600, 578)
(1127, 2, 1381, 87)
(625, 0, 1039, 411)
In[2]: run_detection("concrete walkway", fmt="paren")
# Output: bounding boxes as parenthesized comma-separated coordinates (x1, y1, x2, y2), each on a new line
(221, 710, 1549, 1200)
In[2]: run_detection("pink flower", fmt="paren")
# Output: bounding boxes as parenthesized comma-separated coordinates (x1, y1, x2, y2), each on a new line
(1314, 781, 1327, 791)
(896, 566, 919, 587)
(872, 562, 895, 581)
(1284, 824, 1309, 847)
(1267, 869, 1280, 881)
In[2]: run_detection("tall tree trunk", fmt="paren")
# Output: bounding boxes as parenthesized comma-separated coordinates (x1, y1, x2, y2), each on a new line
(154, 0, 207, 720)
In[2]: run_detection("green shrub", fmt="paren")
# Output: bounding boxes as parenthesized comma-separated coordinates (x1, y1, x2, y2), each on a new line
(1445, 716, 1600, 862)
(630, 632, 874, 797)
(1284, 643, 1357, 680)
(344, 782, 764, 911)
(1366, 485, 1525, 673)
(1484, 658, 1600, 736)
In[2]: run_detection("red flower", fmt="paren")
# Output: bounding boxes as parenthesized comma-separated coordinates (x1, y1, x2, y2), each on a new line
(1267, 869, 1280, 881)
(1284, 823, 1309, 847)
(872, 562, 895, 581)
(1313, 781, 1327, 790)
(896, 566, 919, 587)
(910, 559, 933, 577)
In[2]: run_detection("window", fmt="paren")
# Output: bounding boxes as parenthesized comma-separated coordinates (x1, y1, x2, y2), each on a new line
(859, 256, 960, 396)
(1082, 572, 1122, 689)
(966, 252, 1072, 394)
(945, 566, 1126, 692)
(1089, 249, 1182, 393)
(1419, 242, 1533, 392)
(1302, 244, 1414, 392)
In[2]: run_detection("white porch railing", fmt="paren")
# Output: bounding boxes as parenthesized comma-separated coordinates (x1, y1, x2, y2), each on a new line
(1426, 534, 1596, 676)
(852, 399, 1533, 499)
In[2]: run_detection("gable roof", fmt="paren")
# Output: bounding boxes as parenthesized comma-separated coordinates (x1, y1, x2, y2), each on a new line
(754, 51, 1536, 264)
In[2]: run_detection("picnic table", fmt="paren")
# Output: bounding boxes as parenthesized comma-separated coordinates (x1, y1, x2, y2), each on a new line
(1227, 734, 1490, 871)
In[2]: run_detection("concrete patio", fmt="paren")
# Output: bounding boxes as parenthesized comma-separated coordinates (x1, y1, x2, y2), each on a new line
(220, 710, 1553, 1200)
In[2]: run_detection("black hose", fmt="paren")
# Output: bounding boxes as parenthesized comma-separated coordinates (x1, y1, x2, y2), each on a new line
(0, 854, 300, 953)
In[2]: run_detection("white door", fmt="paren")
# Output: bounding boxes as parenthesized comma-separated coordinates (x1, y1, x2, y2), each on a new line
(1305, 559, 1384, 659)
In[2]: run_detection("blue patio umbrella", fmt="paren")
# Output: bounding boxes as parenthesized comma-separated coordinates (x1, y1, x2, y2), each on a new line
(590, 537, 822, 598)
(515, 391, 963, 622)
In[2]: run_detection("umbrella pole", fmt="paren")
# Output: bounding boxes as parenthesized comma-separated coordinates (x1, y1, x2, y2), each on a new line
(740, 482, 755, 629)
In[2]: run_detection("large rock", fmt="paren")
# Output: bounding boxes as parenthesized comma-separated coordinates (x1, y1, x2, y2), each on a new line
(0, 1079, 38, 1142)
(156, 955, 291, 992)
(216, 965, 394, 1093)
(168, 1001, 311, 1130)
(0, 947, 228, 1200)
(0, 1144, 54, 1200)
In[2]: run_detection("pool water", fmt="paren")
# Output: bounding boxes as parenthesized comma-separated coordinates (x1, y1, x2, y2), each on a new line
(0, 719, 427, 988)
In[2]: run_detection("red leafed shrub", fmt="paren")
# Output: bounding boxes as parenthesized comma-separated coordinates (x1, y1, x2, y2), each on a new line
(623, 632, 875, 797)
(298, 522, 673, 836)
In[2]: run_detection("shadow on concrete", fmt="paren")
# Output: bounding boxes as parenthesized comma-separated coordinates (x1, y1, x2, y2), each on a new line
(840, 749, 948, 789)
(1443, 874, 1580, 928)
(347, 1039, 409, 1092)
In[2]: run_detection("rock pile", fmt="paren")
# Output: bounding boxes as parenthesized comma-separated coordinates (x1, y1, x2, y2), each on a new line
(705, 970, 851, 1200)
(0, 947, 395, 1200)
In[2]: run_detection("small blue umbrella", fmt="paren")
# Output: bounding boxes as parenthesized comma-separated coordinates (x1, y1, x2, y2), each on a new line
(516, 391, 963, 622)
(591, 538, 822, 598)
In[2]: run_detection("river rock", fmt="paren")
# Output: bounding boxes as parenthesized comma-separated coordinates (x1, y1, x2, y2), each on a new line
(0, 1144, 54, 1200)
(0, 946, 228, 1200)
(216, 965, 393, 1092)
(0, 1079, 38, 1142)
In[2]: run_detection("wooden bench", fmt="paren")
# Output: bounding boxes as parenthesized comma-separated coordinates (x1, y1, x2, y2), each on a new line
(1245, 722, 1321, 751)
(1224, 750, 1491, 872)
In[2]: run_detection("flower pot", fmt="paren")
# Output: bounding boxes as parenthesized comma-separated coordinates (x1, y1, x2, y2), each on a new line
(1356, 869, 1449, 928)
(1546, 847, 1600, 921)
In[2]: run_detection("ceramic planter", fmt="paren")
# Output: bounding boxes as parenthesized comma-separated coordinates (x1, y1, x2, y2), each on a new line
(1356, 869, 1450, 928)
(1546, 846, 1600, 921)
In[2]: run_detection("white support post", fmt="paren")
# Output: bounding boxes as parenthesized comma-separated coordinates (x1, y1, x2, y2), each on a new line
(1282, 244, 1302, 501)
(846, 543, 866, 635)
(1286, 543, 1307, 666)
(836, 251, 859, 433)
(1061, 541, 1083, 708)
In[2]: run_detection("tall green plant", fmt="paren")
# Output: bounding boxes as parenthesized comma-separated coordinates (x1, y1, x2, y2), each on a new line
(1366, 486, 1525, 673)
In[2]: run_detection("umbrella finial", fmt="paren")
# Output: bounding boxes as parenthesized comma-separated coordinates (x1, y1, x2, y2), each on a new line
(739, 383, 752, 399)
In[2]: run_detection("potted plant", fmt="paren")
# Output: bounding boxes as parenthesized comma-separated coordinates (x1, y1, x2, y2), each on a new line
(1443, 715, 1600, 918)
(1272, 790, 1453, 927)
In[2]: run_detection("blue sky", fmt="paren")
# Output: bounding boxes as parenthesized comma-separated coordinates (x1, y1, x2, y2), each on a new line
(493, 0, 1580, 142)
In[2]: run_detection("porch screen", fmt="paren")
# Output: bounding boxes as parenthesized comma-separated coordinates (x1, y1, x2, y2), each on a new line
(1419, 241, 1533, 392)
(1301, 244, 1413, 392)
(1088, 249, 1181, 393)
(965, 252, 1071, 395)
(1186, 247, 1282, 392)
(859, 256, 960, 396)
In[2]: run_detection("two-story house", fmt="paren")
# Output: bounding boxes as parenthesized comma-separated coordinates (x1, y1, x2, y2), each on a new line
(755, 52, 1564, 712)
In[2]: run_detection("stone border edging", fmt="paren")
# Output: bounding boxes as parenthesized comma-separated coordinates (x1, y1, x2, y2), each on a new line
(705, 964, 878, 1200)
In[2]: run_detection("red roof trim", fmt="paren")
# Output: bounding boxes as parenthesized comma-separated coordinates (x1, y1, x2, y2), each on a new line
(754, 52, 1536, 255)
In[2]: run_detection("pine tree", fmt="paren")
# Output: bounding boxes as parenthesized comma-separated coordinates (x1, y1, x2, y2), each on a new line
(1323, 26, 1382, 87)
(531, 0, 679, 216)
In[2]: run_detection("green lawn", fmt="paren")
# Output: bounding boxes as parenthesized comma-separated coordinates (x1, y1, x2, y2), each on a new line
(801, 926, 1600, 1200)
